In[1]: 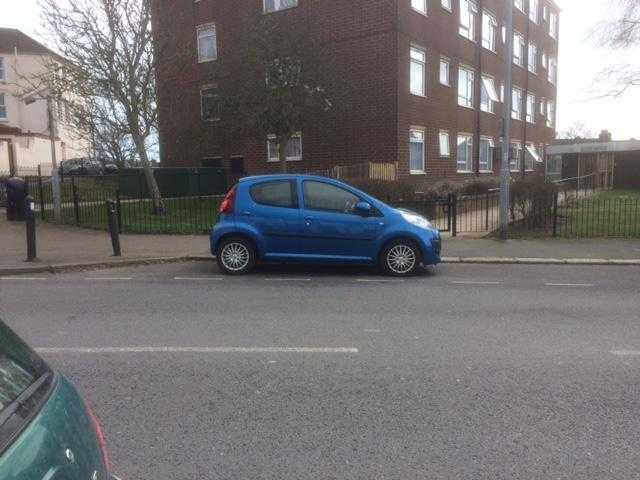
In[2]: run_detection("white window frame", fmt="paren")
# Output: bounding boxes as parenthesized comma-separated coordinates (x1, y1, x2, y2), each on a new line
(457, 133, 474, 173)
(526, 143, 542, 169)
(514, 0, 525, 13)
(540, 97, 546, 116)
(510, 141, 522, 172)
(410, 46, 426, 97)
(409, 128, 426, 174)
(479, 136, 494, 172)
(0, 93, 6, 120)
(548, 57, 557, 84)
(513, 32, 525, 67)
(459, 0, 478, 42)
(267, 133, 302, 162)
(526, 93, 536, 124)
(441, 0, 452, 12)
(411, 0, 427, 16)
(481, 10, 497, 52)
(458, 66, 475, 109)
(541, 51, 548, 69)
(439, 57, 450, 86)
(480, 75, 499, 114)
(439, 130, 451, 157)
(528, 43, 537, 74)
(543, 4, 549, 21)
(529, 0, 539, 23)
(512, 86, 524, 120)
(263, 0, 298, 14)
(549, 11, 558, 39)
(196, 23, 217, 63)
(547, 100, 555, 128)
(0, 57, 5, 82)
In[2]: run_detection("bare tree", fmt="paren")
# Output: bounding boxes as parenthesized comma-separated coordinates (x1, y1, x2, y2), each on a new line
(559, 121, 595, 140)
(39, 0, 166, 213)
(595, 0, 640, 96)
(219, 15, 334, 173)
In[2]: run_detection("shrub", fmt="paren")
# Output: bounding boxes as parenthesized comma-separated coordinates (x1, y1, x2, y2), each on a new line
(510, 175, 557, 228)
(458, 178, 499, 196)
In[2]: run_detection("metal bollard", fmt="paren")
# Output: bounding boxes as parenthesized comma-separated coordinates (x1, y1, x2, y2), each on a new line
(106, 200, 122, 257)
(25, 195, 37, 262)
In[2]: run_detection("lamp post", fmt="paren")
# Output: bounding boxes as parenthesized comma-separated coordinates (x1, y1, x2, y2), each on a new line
(499, 0, 514, 240)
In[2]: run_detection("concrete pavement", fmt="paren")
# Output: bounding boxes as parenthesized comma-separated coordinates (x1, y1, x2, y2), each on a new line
(2, 262, 640, 479)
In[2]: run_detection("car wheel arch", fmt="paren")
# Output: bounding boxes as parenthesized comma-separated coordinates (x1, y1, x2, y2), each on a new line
(215, 232, 261, 260)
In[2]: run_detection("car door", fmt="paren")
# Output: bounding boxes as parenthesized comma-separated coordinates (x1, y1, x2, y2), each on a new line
(238, 179, 304, 259)
(300, 179, 382, 261)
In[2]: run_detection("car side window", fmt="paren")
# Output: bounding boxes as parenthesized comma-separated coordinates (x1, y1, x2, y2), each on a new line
(250, 180, 298, 208)
(303, 181, 360, 214)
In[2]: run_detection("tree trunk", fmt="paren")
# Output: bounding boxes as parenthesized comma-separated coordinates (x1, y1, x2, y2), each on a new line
(132, 133, 165, 215)
(278, 135, 288, 173)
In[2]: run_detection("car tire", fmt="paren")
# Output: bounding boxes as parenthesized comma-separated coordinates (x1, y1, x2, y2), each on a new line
(216, 237, 256, 275)
(380, 239, 421, 277)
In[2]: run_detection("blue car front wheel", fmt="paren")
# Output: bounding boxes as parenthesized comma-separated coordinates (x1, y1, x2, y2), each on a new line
(381, 240, 422, 276)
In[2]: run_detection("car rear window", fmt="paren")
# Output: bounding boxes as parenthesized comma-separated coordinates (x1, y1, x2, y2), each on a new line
(0, 321, 52, 453)
(250, 180, 298, 208)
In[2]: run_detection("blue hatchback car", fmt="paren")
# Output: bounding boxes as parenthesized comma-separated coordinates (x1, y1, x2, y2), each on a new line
(211, 175, 441, 276)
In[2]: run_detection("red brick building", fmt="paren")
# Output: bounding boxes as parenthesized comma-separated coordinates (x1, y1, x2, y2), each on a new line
(151, 0, 559, 186)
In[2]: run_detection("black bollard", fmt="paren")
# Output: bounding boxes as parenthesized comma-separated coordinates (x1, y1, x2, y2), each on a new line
(106, 200, 122, 257)
(25, 195, 37, 262)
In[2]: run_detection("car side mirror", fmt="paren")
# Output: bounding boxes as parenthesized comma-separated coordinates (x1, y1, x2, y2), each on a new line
(355, 201, 372, 216)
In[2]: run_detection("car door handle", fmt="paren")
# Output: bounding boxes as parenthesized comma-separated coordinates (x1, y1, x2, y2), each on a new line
(304, 217, 313, 226)
(241, 211, 253, 216)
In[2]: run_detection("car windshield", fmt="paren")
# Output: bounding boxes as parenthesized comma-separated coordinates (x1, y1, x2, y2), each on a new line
(0, 321, 49, 414)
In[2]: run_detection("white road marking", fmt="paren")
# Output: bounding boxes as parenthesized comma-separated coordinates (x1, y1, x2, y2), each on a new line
(611, 350, 640, 356)
(84, 277, 133, 281)
(173, 277, 224, 281)
(0, 277, 48, 281)
(36, 346, 359, 354)
(264, 277, 312, 282)
(451, 281, 502, 286)
(545, 283, 594, 287)
(357, 279, 404, 283)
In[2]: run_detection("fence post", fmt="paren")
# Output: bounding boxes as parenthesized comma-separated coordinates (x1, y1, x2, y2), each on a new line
(485, 192, 490, 231)
(72, 177, 80, 225)
(116, 189, 123, 233)
(37, 165, 45, 220)
(452, 193, 458, 237)
(552, 191, 559, 238)
(25, 195, 37, 262)
(106, 200, 121, 257)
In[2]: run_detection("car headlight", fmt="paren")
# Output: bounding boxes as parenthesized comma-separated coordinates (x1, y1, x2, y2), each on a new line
(401, 212, 433, 230)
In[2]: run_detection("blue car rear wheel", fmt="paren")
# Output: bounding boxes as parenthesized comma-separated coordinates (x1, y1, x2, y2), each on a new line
(217, 237, 256, 275)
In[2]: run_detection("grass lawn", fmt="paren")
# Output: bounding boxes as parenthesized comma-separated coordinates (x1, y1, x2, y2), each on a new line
(559, 189, 640, 237)
(41, 196, 222, 234)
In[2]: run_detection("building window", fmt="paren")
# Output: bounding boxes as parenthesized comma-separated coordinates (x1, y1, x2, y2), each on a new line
(409, 128, 425, 173)
(267, 133, 302, 162)
(0, 58, 5, 82)
(549, 11, 559, 39)
(525, 143, 541, 170)
(512, 86, 523, 120)
(514, 0, 525, 13)
(441, 0, 452, 11)
(480, 75, 499, 113)
(547, 154, 562, 176)
(410, 46, 426, 96)
(529, 0, 539, 23)
(459, 0, 478, 42)
(481, 11, 497, 52)
(439, 57, 450, 86)
(457, 134, 473, 172)
(547, 100, 555, 128)
(0, 93, 6, 119)
(540, 97, 546, 116)
(264, 0, 298, 14)
(526, 93, 536, 124)
(528, 43, 537, 73)
(479, 137, 494, 172)
(201, 87, 220, 122)
(510, 142, 522, 172)
(411, 0, 427, 15)
(197, 24, 217, 63)
(541, 51, 548, 69)
(513, 32, 525, 67)
(439, 130, 450, 157)
(458, 66, 475, 108)
(548, 57, 557, 84)
(543, 4, 549, 21)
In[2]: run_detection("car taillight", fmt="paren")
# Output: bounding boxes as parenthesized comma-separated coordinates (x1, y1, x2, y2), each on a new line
(219, 185, 237, 214)
(84, 400, 111, 474)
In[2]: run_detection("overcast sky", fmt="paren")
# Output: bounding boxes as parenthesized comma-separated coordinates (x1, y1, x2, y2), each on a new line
(4, 0, 639, 140)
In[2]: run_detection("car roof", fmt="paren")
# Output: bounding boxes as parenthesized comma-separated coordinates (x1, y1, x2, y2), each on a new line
(239, 174, 338, 183)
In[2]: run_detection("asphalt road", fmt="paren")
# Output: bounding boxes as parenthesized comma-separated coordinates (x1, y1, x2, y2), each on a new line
(1, 262, 640, 479)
